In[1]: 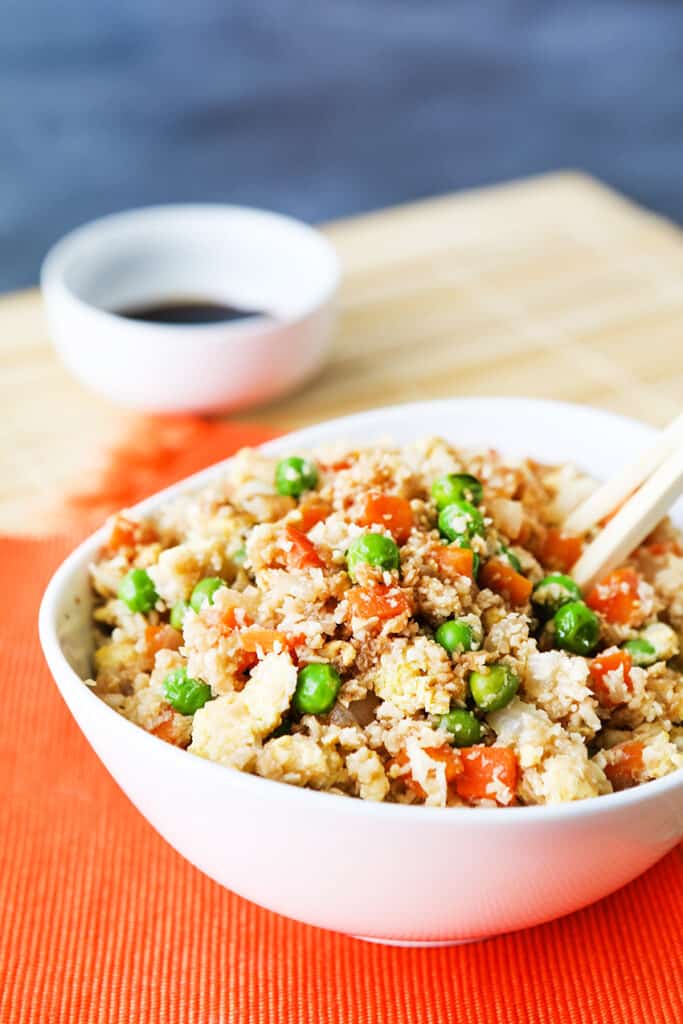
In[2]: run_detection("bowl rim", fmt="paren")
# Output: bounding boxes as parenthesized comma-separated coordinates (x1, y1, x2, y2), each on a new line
(40, 202, 340, 337)
(38, 396, 683, 823)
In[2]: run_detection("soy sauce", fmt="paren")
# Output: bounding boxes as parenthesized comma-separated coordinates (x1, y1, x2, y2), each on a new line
(119, 300, 263, 325)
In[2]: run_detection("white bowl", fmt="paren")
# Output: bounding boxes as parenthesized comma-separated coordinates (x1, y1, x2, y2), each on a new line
(41, 204, 339, 413)
(38, 399, 683, 945)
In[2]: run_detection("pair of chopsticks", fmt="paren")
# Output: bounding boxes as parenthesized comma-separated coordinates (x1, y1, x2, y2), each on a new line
(565, 413, 683, 591)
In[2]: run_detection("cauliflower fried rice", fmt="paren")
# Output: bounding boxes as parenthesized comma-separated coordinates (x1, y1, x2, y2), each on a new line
(88, 438, 683, 807)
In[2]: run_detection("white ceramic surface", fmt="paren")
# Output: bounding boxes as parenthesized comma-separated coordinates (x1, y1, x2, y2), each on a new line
(41, 204, 339, 413)
(39, 399, 683, 945)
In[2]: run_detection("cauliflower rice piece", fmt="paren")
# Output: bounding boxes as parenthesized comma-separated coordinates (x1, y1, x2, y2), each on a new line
(523, 650, 601, 737)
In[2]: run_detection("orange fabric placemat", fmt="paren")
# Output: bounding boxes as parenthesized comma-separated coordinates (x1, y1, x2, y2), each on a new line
(1, 418, 681, 1023)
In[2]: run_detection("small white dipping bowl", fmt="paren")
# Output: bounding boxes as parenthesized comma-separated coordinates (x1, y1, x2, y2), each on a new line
(38, 399, 683, 945)
(41, 204, 339, 413)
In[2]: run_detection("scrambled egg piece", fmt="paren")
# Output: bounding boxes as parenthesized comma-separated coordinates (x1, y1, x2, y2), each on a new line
(93, 638, 142, 691)
(148, 539, 233, 606)
(373, 636, 455, 715)
(256, 734, 345, 789)
(189, 652, 296, 770)
(345, 748, 389, 801)
(641, 622, 679, 661)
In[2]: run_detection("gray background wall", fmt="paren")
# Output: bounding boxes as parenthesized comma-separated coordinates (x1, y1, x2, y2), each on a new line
(3, 0, 683, 290)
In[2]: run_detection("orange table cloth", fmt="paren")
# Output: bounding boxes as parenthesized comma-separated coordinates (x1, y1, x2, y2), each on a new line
(1, 418, 681, 1023)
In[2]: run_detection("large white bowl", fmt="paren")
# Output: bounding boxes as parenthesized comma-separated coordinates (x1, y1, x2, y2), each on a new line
(38, 399, 683, 945)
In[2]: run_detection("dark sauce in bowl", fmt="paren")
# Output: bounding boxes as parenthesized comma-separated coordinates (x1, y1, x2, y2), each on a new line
(119, 300, 263, 325)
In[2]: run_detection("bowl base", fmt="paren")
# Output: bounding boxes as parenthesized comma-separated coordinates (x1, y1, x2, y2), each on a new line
(352, 935, 477, 947)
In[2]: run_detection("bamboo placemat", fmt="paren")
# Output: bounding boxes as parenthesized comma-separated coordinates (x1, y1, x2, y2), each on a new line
(2, 170, 682, 534)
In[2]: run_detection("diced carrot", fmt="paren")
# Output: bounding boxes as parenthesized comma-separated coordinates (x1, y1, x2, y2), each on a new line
(433, 545, 475, 581)
(391, 748, 416, 773)
(537, 528, 583, 573)
(234, 649, 259, 675)
(150, 708, 189, 748)
(425, 746, 463, 783)
(642, 541, 683, 557)
(479, 559, 532, 606)
(356, 493, 413, 544)
(589, 649, 633, 706)
(297, 498, 332, 533)
(455, 746, 519, 806)
(389, 749, 417, 793)
(390, 746, 463, 799)
(203, 605, 253, 633)
(232, 627, 305, 671)
(222, 606, 250, 629)
(604, 741, 645, 791)
(318, 457, 354, 473)
(103, 514, 156, 556)
(586, 567, 642, 625)
(238, 628, 291, 654)
(283, 525, 325, 569)
(346, 584, 410, 621)
(105, 516, 137, 552)
(144, 624, 182, 656)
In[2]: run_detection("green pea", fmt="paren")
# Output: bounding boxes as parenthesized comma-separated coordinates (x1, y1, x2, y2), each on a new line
(532, 573, 582, 616)
(118, 568, 158, 613)
(438, 500, 485, 542)
(163, 667, 212, 716)
(435, 619, 475, 655)
(189, 577, 225, 613)
(170, 600, 190, 630)
(275, 456, 318, 498)
(293, 663, 341, 715)
(498, 545, 522, 573)
(622, 638, 657, 667)
(346, 532, 400, 581)
(439, 708, 482, 746)
(431, 473, 483, 509)
(469, 664, 519, 711)
(553, 601, 600, 655)
(232, 545, 247, 566)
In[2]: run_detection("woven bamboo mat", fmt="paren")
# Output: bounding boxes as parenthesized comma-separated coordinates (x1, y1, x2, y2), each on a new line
(2, 170, 682, 533)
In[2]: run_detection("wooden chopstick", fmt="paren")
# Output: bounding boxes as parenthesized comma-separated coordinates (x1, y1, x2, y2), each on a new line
(571, 443, 683, 591)
(564, 412, 683, 536)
